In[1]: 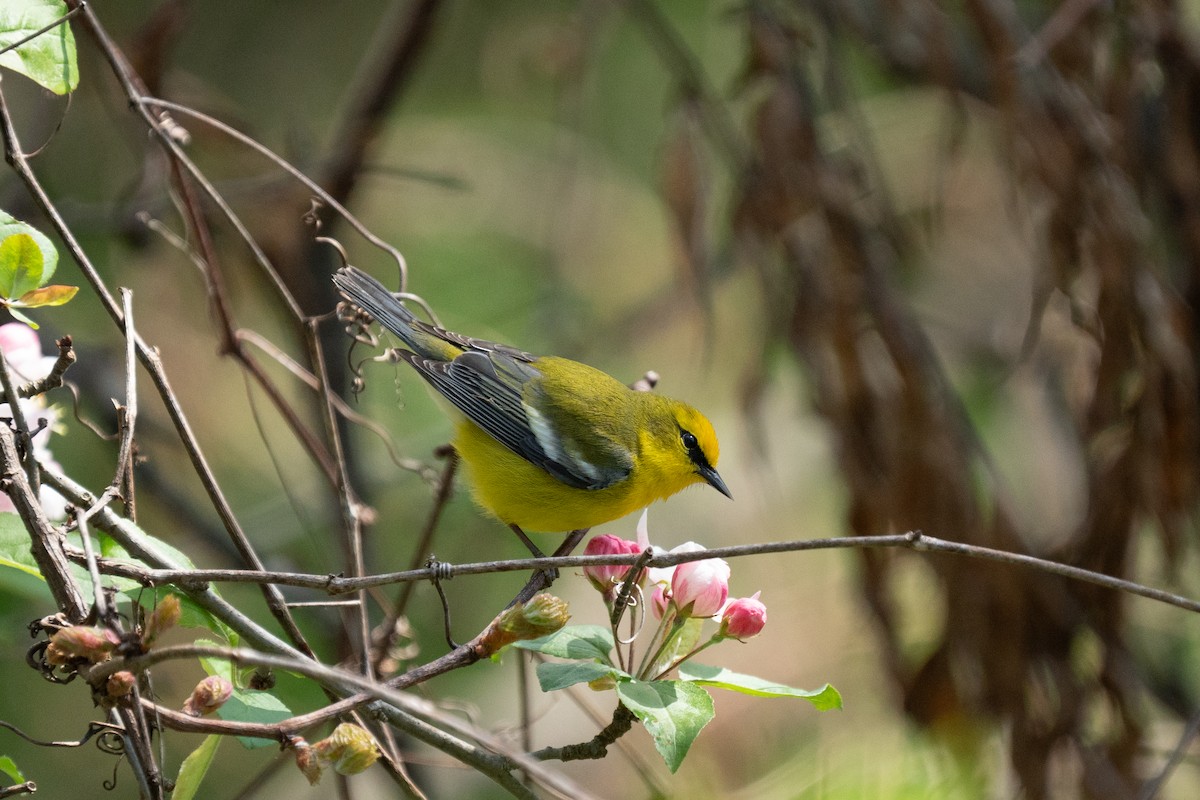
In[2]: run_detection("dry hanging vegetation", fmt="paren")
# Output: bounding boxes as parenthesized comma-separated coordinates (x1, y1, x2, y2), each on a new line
(652, 1, 1200, 796)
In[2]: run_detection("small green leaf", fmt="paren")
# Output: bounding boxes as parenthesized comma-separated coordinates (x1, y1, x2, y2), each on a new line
(4, 307, 36, 329)
(13, 284, 77, 308)
(0, 0, 78, 94)
(172, 734, 220, 800)
(0, 233, 44, 299)
(217, 689, 291, 749)
(0, 212, 57, 282)
(0, 755, 25, 783)
(512, 624, 614, 662)
(677, 663, 843, 711)
(536, 660, 628, 692)
(617, 679, 714, 773)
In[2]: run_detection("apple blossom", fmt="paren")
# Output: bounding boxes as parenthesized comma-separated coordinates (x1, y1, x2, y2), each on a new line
(648, 583, 671, 620)
(670, 546, 730, 618)
(583, 533, 642, 599)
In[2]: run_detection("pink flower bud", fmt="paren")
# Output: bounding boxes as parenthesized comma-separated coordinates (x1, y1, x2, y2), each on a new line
(670, 547, 730, 618)
(648, 584, 671, 620)
(720, 591, 767, 641)
(583, 534, 642, 598)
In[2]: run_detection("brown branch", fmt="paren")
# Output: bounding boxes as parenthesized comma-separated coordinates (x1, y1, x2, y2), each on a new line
(17, 335, 75, 398)
(531, 703, 636, 763)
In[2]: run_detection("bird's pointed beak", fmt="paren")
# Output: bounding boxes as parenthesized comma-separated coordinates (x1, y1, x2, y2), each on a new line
(699, 465, 733, 500)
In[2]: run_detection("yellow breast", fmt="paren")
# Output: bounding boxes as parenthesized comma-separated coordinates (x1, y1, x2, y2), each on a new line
(453, 420, 700, 533)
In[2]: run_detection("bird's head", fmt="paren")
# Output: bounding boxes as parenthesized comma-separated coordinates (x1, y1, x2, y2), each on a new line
(664, 401, 731, 500)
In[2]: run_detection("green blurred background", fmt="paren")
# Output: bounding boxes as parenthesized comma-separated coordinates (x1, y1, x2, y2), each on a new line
(2, 0, 1200, 798)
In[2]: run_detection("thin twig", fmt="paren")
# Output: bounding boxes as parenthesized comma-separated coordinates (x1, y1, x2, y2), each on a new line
(235, 329, 435, 479)
(0, 780, 36, 798)
(73, 512, 108, 622)
(113, 288, 137, 505)
(305, 316, 373, 676)
(134, 96, 409, 293)
(17, 335, 75, 398)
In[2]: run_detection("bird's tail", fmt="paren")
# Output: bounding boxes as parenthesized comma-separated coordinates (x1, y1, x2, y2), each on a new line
(333, 266, 434, 355)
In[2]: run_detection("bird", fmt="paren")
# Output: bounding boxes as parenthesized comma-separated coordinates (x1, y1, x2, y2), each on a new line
(333, 266, 730, 540)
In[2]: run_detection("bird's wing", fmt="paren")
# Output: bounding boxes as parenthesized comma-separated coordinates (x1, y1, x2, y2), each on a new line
(400, 349, 630, 490)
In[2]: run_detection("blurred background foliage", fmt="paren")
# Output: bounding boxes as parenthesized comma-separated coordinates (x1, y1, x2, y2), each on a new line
(3, 0, 1200, 797)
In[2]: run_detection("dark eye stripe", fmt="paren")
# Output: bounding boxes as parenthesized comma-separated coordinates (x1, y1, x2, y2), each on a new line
(681, 431, 699, 451)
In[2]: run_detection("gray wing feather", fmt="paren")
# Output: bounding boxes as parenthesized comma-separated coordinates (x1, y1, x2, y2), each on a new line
(398, 349, 625, 490)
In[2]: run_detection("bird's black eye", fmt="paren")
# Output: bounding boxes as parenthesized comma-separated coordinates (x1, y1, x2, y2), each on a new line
(681, 431, 699, 452)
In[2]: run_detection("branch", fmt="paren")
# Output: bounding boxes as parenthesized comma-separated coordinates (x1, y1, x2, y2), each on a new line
(0, 426, 86, 620)
(95, 643, 590, 800)
(17, 335, 75, 398)
(84, 530, 1200, 616)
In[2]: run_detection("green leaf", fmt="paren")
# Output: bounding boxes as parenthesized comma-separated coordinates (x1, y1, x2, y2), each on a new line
(0, 233, 44, 299)
(0, 513, 41, 580)
(195, 637, 236, 680)
(217, 688, 291, 749)
(103, 518, 196, 571)
(0, 0, 78, 94)
(122, 589, 236, 644)
(0, 755, 24, 783)
(536, 660, 628, 692)
(512, 624, 614, 662)
(172, 734, 220, 800)
(616, 679, 714, 773)
(645, 616, 705, 679)
(13, 284, 77, 308)
(0, 212, 57, 283)
(677, 663, 843, 711)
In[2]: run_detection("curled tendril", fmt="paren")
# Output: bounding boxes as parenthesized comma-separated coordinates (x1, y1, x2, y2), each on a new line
(0, 719, 123, 749)
(102, 756, 120, 791)
(615, 584, 649, 645)
(96, 729, 126, 756)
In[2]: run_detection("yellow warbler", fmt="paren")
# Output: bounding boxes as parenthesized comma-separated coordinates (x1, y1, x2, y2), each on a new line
(334, 267, 730, 535)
